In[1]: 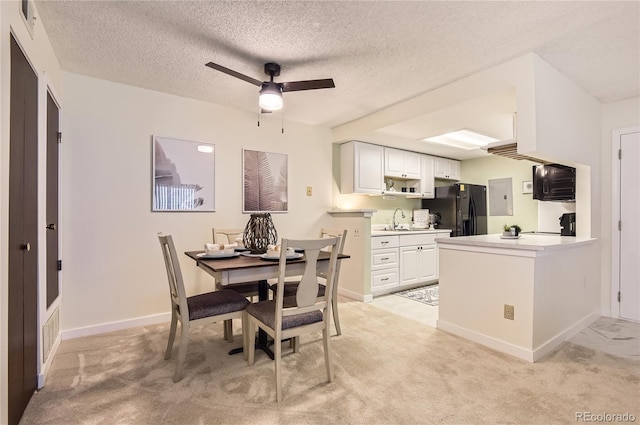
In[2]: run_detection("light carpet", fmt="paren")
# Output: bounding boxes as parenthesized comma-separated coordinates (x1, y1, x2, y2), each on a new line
(20, 301, 639, 425)
(395, 284, 439, 306)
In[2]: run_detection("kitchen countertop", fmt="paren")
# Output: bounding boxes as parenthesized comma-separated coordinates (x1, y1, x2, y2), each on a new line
(436, 233, 596, 251)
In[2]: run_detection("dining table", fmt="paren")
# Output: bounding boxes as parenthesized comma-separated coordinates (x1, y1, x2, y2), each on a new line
(184, 249, 350, 359)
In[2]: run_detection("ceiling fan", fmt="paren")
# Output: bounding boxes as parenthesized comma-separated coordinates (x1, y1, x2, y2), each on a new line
(205, 62, 335, 112)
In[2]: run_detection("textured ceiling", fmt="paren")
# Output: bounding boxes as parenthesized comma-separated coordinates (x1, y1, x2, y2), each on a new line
(35, 1, 639, 133)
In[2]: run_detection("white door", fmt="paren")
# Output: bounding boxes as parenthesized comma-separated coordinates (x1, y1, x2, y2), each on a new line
(619, 131, 640, 322)
(400, 246, 419, 285)
(418, 246, 438, 281)
(403, 151, 422, 179)
(355, 142, 384, 193)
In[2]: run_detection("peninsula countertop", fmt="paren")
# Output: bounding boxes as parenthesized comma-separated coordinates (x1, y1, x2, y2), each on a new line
(436, 233, 596, 252)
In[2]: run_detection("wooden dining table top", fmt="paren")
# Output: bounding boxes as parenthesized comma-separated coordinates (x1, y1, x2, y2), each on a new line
(184, 250, 349, 272)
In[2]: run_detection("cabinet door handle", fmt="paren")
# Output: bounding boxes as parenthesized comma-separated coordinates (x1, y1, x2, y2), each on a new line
(381, 277, 389, 281)
(381, 257, 389, 261)
(381, 241, 389, 244)
(46, 223, 56, 230)
(21, 243, 31, 252)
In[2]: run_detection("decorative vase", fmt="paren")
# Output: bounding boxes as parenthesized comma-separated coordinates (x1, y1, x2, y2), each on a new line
(243, 213, 278, 254)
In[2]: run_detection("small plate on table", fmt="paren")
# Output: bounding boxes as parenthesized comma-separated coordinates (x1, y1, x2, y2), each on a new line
(234, 247, 249, 252)
(260, 253, 304, 261)
(197, 252, 240, 259)
(500, 235, 521, 239)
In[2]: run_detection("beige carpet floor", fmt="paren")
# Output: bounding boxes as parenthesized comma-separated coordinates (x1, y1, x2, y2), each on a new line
(20, 300, 639, 425)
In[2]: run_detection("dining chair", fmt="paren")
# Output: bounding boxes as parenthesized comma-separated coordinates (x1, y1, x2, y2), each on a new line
(269, 228, 347, 335)
(158, 233, 250, 382)
(213, 227, 261, 340)
(245, 236, 341, 402)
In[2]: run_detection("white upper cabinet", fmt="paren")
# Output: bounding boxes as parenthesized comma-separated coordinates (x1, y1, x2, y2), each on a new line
(340, 141, 384, 194)
(384, 148, 421, 179)
(420, 155, 435, 198)
(434, 157, 460, 180)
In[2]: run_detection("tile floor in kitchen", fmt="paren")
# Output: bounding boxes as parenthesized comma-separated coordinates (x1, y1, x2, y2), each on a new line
(370, 292, 640, 361)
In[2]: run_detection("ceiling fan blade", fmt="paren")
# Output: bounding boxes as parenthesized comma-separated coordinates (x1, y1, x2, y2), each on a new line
(205, 62, 262, 86)
(280, 78, 335, 92)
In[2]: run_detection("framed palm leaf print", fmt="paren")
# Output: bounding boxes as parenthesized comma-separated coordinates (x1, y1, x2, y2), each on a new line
(242, 149, 288, 213)
(152, 136, 215, 211)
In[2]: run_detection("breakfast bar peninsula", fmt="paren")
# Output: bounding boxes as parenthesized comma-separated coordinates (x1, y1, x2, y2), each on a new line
(436, 234, 598, 362)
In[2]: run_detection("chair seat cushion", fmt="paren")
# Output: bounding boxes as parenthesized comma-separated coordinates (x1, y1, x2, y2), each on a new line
(246, 300, 322, 330)
(187, 289, 250, 321)
(217, 281, 260, 296)
(269, 281, 326, 298)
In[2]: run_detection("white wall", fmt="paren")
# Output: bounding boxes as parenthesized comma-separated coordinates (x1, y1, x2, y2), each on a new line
(529, 55, 602, 239)
(600, 97, 640, 315)
(60, 73, 334, 334)
(1, 0, 63, 421)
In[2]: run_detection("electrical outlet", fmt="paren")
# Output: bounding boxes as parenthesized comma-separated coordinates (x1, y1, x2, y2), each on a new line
(504, 304, 515, 320)
(306, 186, 312, 196)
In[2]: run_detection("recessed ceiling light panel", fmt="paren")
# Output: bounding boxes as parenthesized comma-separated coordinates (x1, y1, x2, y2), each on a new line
(421, 129, 499, 150)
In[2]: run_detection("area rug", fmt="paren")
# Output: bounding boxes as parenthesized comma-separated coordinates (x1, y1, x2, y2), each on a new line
(395, 284, 439, 306)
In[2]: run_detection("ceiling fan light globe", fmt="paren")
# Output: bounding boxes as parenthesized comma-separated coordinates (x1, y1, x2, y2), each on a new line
(259, 82, 283, 111)
(259, 93, 283, 111)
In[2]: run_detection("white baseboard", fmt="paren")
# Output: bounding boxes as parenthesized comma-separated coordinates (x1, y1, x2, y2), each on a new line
(338, 287, 371, 302)
(61, 312, 171, 340)
(438, 309, 602, 363)
(437, 320, 535, 362)
(531, 309, 600, 361)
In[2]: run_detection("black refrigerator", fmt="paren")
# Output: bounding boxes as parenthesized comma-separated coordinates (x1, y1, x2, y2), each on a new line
(421, 183, 487, 237)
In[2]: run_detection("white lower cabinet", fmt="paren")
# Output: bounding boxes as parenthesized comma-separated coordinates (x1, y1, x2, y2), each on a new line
(371, 232, 449, 296)
(371, 235, 399, 293)
(400, 245, 437, 285)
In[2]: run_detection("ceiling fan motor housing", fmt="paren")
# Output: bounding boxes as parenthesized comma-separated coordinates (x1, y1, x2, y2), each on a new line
(264, 62, 281, 78)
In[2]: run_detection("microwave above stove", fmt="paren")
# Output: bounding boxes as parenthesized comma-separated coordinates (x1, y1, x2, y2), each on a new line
(532, 164, 576, 202)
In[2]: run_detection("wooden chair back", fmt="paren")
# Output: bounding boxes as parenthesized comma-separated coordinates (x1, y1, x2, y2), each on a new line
(212, 228, 244, 245)
(274, 237, 341, 329)
(158, 234, 188, 322)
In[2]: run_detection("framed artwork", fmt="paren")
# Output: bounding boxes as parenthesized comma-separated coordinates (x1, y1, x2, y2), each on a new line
(243, 149, 288, 213)
(152, 136, 215, 211)
(522, 180, 533, 194)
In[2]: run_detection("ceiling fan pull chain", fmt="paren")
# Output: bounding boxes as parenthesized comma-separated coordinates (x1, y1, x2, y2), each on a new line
(281, 108, 284, 134)
(257, 108, 261, 127)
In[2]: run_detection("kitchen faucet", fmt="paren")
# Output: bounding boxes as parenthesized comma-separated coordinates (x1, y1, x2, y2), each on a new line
(392, 208, 406, 230)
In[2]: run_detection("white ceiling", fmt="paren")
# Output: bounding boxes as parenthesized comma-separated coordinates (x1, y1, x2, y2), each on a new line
(35, 1, 639, 159)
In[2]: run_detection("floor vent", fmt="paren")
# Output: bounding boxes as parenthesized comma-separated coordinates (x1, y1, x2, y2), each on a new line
(43, 308, 59, 363)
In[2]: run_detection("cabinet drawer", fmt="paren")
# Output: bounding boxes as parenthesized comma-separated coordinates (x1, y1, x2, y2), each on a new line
(371, 268, 399, 289)
(372, 235, 399, 249)
(372, 248, 398, 270)
(399, 233, 437, 246)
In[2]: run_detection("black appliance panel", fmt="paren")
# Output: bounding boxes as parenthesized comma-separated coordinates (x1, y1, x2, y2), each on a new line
(560, 212, 576, 236)
(533, 164, 576, 202)
(422, 183, 487, 237)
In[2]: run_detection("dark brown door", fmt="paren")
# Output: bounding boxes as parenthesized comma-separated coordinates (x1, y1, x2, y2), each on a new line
(46, 92, 60, 307)
(8, 34, 39, 425)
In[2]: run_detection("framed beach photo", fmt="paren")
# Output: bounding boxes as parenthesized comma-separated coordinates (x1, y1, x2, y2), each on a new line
(152, 136, 215, 211)
(242, 149, 288, 213)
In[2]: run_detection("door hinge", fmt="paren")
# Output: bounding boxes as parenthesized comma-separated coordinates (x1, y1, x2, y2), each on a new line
(618, 149, 622, 159)
(618, 220, 622, 231)
(618, 291, 621, 302)
(57, 132, 62, 143)
(57, 260, 62, 271)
